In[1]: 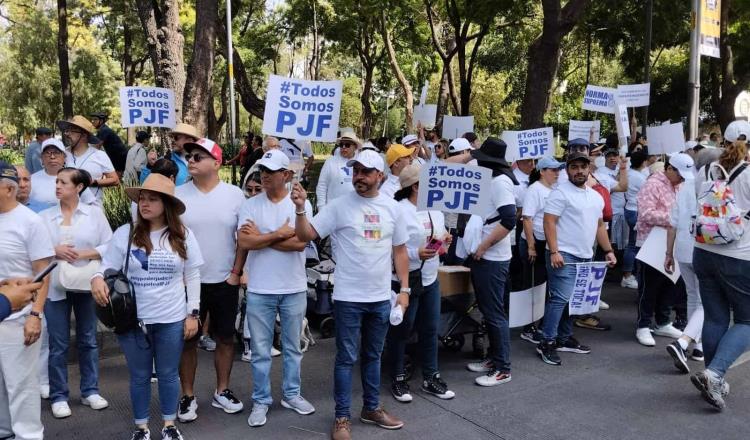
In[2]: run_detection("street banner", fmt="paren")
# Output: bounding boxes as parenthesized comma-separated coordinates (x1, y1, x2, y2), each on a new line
(637, 226, 682, 284)
(581, 85, 616, 114)
(509, 282, 546, 328)
(646, 122, 685, 155)
(262, 74, 343, 142)
(416, 163, 491, 215)
(442, 115, 474, 140)
(700, 0, 721, 58)
(569, 262, 608, 316)
(568, 120, 601, 143)
(617, 83, 651, 107)
(503, 127, 554, 161)
(119, 86, 176, 128)
(414, 104, 437, 128)
(614, 101, 631, 140)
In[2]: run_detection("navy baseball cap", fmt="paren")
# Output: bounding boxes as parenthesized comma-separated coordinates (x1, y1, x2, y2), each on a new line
(0, 161, 18, 183)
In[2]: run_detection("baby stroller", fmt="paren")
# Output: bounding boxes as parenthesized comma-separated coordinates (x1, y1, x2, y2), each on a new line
(305, 239, 335, 338)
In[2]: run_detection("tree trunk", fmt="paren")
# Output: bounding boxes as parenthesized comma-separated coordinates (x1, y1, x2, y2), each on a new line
(520, 0, 590, 129)
(207, 67, 229, 140)
(57, 0, 73, 119)
(714, 0, 750, 131)
(381, 11, 414, 132)
(216, 19, 266, 119)
(308, 0, 321, 80)
(360, 64, 375, 139)
(182, 0, 218, 136)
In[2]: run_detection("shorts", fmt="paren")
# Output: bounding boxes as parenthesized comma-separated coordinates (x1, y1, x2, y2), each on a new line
(199, 281, 239, 340)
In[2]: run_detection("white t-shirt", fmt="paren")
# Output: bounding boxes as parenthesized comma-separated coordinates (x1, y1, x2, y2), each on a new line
(0, 204, 55, 321)
(30, 170, 59, 209)
(625, 168, 647, 212)
(481, 174, 516, 261)
(311, 192, 408, 302)
(280, 139, 313, 163)
(521, 181, 554, 241)
(100, 225, 204, 324)
(512, 168, 531, 207)
(66, 147, 115, 205)
(39, 203, 113, 301)
(175, 181, 244, 284)
(239, 193, 313, 294)
(396, 200, 445, 286)
(380, 174, 400, 199)
(600, 166, 625, 213)
(544, 178, 604, 259)
(315, 152, 354, 209)
(670, 183, 697, 264)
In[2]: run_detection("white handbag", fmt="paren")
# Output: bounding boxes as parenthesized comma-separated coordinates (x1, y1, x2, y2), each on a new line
(58, 260, 100, 293)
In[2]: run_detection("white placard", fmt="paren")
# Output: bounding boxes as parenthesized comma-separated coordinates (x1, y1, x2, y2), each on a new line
(647, 122, 686, 155)
(614, 101, 631, 140)
(414, 104, 437, 128)
(582, 85, 617, 114)
(119, 86, 176, 128)
(568, 262, 608, 316)
(503, 127, 554, 161)
(636, 226, 682, 284)
(419, 80, 429, 105)
(442, 115, 474, 140)
(262, 74, 343, 142)
(568, 120, 601, 143)
(617, 83, 651, 107)
(416, 163, 491, 215)
(509, 282, 546, 328)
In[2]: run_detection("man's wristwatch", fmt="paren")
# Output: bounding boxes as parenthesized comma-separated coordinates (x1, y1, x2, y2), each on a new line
(400, 288, 411, 296)
(29, 311, 43, 320)
(188, 309, 200, 320)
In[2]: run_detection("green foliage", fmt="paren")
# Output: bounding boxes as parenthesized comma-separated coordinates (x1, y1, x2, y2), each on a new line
(102, 185, 132, 230)
(0, 149, 24, 165)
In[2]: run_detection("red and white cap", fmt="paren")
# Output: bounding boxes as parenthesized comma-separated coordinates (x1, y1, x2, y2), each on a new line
(255, 149, 290, 171)
(185, 138, 223, 162)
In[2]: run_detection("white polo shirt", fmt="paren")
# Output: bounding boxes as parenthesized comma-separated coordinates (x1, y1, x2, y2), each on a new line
(65, 147, 115, 205)
(544, 178, 604, 259)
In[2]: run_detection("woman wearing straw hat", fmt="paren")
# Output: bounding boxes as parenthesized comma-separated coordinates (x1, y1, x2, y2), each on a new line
(91, 174, 204, 440)
(57, 116, 120, 206)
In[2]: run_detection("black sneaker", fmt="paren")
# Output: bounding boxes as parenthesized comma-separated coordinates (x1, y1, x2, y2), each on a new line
(520, 325, 541, 344)
(537, 340, 561, 365)
(130, 428, 150, 440)
(178, 395, 197, 422)
(161, 425, 184, 440)
(421, 373, 455, 400)
(691, 349, 705, 362)
(555, 337, 591, 354)
(666, 341, 690, 374)
(673, 317, 687, 331)
(391, 375, 412, 403)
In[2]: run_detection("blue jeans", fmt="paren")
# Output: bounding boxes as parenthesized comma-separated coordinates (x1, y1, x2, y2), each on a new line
(333, 300, 390, 419)
(246, 291, 306, 405)
(694, 249, 750, 377)
(117, 321, 184, 424)
(623, 209, 638, 274)
(543, 251, 589, 343)
(45, 292, 100, 404)
(469, 259, 511, 373)
(387, 280, 440, 380)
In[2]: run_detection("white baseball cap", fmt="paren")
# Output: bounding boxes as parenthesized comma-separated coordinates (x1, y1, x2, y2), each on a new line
(255, 149, 290, 171)
(41, 138, 66, 154)
(669, 152, 695, 181)
(402, 134, 419, 146)
(448, 137, 471, 153)
(347, 149, 385, 172)
(724, 120, 750, 143)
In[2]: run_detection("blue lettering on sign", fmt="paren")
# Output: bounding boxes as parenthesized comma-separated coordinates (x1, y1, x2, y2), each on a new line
(585, 294, 599, 305)
(128, 109, 168, 125)
(276, 111, 296, 132)
(426, 190, 444, 207)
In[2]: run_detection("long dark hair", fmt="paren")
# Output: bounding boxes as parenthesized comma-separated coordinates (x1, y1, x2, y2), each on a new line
(133, 192, 187, 259)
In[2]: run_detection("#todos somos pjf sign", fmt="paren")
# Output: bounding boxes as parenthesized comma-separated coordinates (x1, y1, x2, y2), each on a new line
(119, 86, 176, 128)
(416, 164, 492, 215)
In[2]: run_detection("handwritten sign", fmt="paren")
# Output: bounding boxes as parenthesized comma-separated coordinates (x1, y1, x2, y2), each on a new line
(617, 83, 651, 107)
(119, 86, 176, 128)
(416, 163, 491, 215)
(569, 262, 608, 315)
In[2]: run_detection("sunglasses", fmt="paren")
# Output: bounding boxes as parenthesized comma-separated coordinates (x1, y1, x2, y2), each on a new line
(340, 142, 356, 148)
(186, 153, 211, 162)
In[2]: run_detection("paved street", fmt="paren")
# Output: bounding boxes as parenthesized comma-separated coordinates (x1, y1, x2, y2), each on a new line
(44, 282, 749, 440)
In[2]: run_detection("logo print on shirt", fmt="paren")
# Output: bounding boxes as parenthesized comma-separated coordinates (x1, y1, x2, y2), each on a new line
(363, 213, 382, 240)
(132, 249, 149, 271)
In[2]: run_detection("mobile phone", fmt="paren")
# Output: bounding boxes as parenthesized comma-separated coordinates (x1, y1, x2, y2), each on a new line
(32, 262, 58, 283)
(426, 238, 443, 251)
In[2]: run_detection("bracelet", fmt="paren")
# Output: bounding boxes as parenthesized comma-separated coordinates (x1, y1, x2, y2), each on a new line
(295, 210, 306, 216)
(230, 268, 242, 276)
(550, 251, 559, 255)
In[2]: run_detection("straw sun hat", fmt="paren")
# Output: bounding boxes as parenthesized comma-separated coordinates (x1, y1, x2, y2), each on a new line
(125, 174, 186, 215)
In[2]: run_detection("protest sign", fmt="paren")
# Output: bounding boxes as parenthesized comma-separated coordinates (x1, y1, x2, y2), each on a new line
(119, 86, 176, 128)
(700, 0, 721, 58)
(416, 163, 491, 215)
(262, 74, 343, 142)
(503, 127, 554, 161)
(414, 104, 437, 128)
(614, 101, 630, 140)
(568, 120, 601, 143)
(636, 226, 681, 283)
(442, 115, 474, 140)
(419, 80, 429, 104)
(616, 83, 651, 107)
(647, 122, 685, 155)
(509, 282, 546, 328)
(569, 262, 608, 316)
(581, 85, 616, 114)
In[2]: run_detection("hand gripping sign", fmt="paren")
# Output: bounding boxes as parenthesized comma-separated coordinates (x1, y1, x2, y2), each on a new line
(119, 86, 176, 128)
(416, 163, 492, 215)
(262, 74, 343, 142)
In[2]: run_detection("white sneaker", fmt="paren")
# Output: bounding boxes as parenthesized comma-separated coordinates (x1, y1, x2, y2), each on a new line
(51, 401, 72, 419)
(653, 323, 682, 338)
(81, 394, 109, 410)
(599, 300, 610, 310)
(241, 349, 252, 363)
(211, 389, 244, 414)
(466, 359, 493, 373)
(474, 370, 512, 387)
(178, 395, 198, 423)
(636, 328, 656, 346)
(620, 275, 638, 289)
(40, 385, 50, 399)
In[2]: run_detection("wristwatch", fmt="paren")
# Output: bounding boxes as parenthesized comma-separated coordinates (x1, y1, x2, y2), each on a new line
(189, 309, 200, 319)
(29, 311, 43, 320)
(400, 288, 411, 296)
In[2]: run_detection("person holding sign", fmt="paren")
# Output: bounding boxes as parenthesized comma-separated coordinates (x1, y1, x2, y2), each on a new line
(315, 131, 360, 210)
(140, 123, 199, 186)
(538, 152, 616, 366)
(291, 149, 410, 438)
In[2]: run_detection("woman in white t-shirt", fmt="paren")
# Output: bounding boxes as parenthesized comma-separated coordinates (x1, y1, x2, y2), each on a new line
(40, 168, 113, 419)
(91, 174, 203, 440)
(386, 164, 455, 403)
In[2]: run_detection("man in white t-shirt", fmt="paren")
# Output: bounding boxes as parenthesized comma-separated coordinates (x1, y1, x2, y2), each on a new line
(292, 150, 410, 439)
(315, 131, 360, 210)
(237, 149, 315, 428)
(538, 152, 617, 366)
(174, 138, 246, 422)
(0, 161, 55, 440)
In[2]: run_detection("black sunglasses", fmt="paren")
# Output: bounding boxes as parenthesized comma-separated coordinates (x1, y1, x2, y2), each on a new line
(186, 153, 210, 162)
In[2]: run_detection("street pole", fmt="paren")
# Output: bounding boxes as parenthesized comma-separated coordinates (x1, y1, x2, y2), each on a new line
(687, 0, 702, 141)
(226, 0, 237, 156)
(641, 0, 653, 137)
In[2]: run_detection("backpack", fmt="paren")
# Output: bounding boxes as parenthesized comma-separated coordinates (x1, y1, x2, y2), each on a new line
(694, 162, 749, 245)
(590, 179, 613, 222)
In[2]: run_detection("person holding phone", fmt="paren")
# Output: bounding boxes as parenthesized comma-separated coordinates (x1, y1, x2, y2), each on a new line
(91, 174, 204, 440)
(0, 279, 43, 322)
(387, 163, 454, 403)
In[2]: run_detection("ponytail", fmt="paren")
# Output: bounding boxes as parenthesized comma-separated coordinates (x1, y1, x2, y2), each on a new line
(718, 140, 748, 174)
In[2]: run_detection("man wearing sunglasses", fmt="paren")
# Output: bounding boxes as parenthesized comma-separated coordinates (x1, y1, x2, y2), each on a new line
(315, 131, 361, 210)
(140, 123, 200, 186)
(175, 138, 247, 422)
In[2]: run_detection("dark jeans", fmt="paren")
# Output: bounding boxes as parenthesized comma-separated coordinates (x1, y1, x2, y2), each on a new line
(387, 280, 440, 380)
(623, 209, 638, 274)
(518, 237, 548, 287)
(637, 263, 682, 328)
(333, 300, 390, 419)
(469, 259, 511, 373)
(694, 248, 750, 376)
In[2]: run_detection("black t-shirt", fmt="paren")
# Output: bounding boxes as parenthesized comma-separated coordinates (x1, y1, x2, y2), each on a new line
(97, 124, 127, 172)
